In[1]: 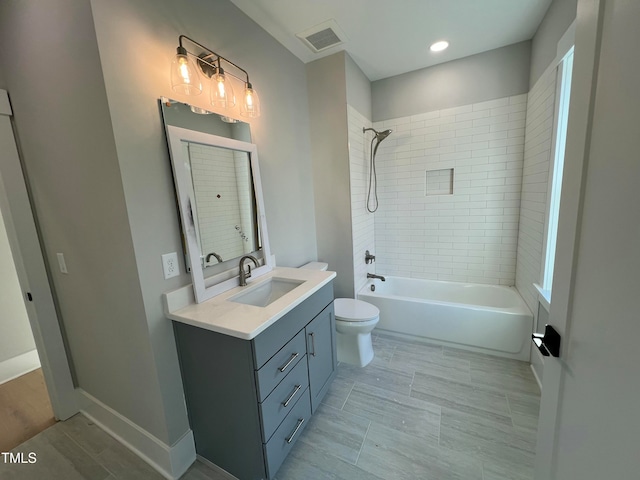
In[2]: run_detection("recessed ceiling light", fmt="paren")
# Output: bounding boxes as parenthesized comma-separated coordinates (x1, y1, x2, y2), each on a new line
(430, 40, 449, 52)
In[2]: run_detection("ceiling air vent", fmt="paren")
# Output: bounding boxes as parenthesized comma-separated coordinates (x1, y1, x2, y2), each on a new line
(296, 19, 347, 53)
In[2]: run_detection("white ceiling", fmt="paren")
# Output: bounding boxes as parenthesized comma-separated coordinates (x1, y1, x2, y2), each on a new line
(230, 0, 553, 81)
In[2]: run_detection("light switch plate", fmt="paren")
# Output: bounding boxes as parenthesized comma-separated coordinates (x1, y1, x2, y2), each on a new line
(56, 253, 68, 274)
(162, 252, 180, 279)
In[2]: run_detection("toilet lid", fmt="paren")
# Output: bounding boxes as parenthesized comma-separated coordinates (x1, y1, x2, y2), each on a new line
(334, 298, 379, 322)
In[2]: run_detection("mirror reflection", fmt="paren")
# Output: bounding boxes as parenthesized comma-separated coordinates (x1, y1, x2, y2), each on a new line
(160, 98, 261, 277)
(182, 141, 258, 266)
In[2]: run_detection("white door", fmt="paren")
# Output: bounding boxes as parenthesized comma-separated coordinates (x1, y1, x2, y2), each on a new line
(535, 0, 640, 477)
(0, 90, 77, 420)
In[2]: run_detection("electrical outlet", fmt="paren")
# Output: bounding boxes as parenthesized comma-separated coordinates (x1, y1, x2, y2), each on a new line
(161, 252, 180, 279)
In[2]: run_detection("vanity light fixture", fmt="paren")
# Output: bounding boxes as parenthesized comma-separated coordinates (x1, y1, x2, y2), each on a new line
(170, 35, 260, 117)
(430, 40, 449, 52)
(189, 105, 213, 115)
(219, 115, 239, 124)
(240, 82, 260, 118)
(170, 44, 202, 95)
(211, 66, 235, 108)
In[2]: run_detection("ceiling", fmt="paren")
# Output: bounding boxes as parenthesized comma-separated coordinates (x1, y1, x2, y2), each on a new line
(230, 0, 553, 81)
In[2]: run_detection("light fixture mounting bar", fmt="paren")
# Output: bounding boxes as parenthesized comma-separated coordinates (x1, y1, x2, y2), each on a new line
(178, 35, 251, 84)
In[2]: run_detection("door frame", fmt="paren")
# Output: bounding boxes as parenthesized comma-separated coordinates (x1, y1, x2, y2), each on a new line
(534, 0, 605, 477)
(0, 89, 77, 420)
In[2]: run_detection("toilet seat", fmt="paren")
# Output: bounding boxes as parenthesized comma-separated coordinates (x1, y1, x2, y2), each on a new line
(334, 298, 379, 322)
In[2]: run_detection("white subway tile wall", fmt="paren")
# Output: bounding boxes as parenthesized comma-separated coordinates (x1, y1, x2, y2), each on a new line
(190, 144, 248, 264)
(515, 68, 557, 312)
(347, 105, 375, 294)
(370, 94, 527, 285)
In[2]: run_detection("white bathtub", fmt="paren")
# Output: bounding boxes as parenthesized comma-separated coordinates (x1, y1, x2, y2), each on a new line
(358, 276, 533, 361)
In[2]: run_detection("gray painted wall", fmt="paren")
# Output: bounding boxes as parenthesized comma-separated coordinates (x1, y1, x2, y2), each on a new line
(345, 53, 372, 121)
(307, 52, 354, 298)
(372, 41, 531, 121)
(0, 206, 36, 363)
(0, 0, 172, 441)
(89, 0, 317, 444)
(0, 0, 318, 447)
(529, 0, 578, 87)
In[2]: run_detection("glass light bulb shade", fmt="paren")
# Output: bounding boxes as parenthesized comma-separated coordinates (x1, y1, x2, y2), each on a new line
(171, 54, 202, 95)
(210, 72, 236, 108)
(430, 40, 449, 52)
(240, 85, 261, 118)
(189, 105, 212, 115)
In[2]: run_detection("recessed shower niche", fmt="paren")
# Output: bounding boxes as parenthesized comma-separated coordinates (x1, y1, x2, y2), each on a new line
(426, 168, 454, 196)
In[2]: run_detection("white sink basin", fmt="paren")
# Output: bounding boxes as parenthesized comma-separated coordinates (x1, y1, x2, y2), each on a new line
(229, 278, 305, 307)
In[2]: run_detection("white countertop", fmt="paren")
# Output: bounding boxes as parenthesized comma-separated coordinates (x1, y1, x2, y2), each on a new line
(164, 267, 336, 340)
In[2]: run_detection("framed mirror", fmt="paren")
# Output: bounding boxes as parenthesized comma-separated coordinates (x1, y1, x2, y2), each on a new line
(161, 99, 273, 302)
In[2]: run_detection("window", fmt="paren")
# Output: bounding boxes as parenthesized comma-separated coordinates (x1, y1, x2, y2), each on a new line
(542, 47, 574, 294)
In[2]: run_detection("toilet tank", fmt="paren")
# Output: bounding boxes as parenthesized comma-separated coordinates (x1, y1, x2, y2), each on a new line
(299, 261, 329, 271)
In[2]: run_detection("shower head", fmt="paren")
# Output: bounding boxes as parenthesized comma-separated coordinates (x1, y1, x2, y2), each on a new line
(363, 127, 393, 142)
(375, 129, 392, 141)
(362, 128, 392, 213)
(364, 127, 393, 157)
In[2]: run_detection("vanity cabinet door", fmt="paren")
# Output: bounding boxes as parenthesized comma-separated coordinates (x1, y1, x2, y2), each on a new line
(305, 302, 336, 413)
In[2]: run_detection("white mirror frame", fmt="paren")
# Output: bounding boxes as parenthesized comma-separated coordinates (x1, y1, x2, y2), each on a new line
(165, 125, 273, 303)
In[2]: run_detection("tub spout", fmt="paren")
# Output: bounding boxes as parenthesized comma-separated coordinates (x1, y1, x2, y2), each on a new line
(367, 273, 386, 282)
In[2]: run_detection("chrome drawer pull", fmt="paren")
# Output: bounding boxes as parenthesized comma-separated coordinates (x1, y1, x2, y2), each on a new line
(285, 418, 305, 444)
(282, 384, 302, 407)
(278, 352, 299, 372)
(309, 332, 316, 357)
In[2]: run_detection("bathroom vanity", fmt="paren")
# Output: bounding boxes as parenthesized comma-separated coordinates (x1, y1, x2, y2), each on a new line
(165, 268, 336, 479)
(161, 100, 336, 478)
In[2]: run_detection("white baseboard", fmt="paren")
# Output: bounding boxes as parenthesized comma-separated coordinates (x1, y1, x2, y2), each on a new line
(530, 363, 543, 392)
(76, 389, 196, 479)
(0, 349, 40, 385)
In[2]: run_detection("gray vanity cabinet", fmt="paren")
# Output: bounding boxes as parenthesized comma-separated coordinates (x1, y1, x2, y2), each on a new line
(173, 282, 335, 480)
(306, 305, 337, 413)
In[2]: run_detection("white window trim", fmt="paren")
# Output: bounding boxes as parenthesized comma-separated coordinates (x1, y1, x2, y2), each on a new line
(536, 20, 576, 302)
(534, 282, 552, 312)
(541, 48, 574, 292)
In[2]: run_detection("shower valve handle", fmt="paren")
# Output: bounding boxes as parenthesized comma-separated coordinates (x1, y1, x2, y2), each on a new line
(365, 250, 376, 264)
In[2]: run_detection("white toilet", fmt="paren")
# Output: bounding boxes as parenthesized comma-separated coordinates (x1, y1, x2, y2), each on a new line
(300, 262, 380, 367)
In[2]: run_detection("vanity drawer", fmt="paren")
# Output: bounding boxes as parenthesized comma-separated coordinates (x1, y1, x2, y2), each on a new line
(260, 357, 309, 442)
(255, 329, 306, 402)
(253, 283, 334, 369)
(264, 391, 311, 479)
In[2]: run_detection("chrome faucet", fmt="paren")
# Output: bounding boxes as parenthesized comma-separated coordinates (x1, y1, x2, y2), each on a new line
(238, 255, 259, 286)
(206, 252, 223, 264)
(367, 273, 386, 282)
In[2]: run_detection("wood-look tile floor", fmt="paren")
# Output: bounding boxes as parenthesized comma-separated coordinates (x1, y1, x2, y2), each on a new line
(1, 333, 540, 479)
(276, 332, 541, 480)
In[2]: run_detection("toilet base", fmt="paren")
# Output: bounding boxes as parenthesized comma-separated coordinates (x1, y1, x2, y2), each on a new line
(337, 331, 374, 367)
